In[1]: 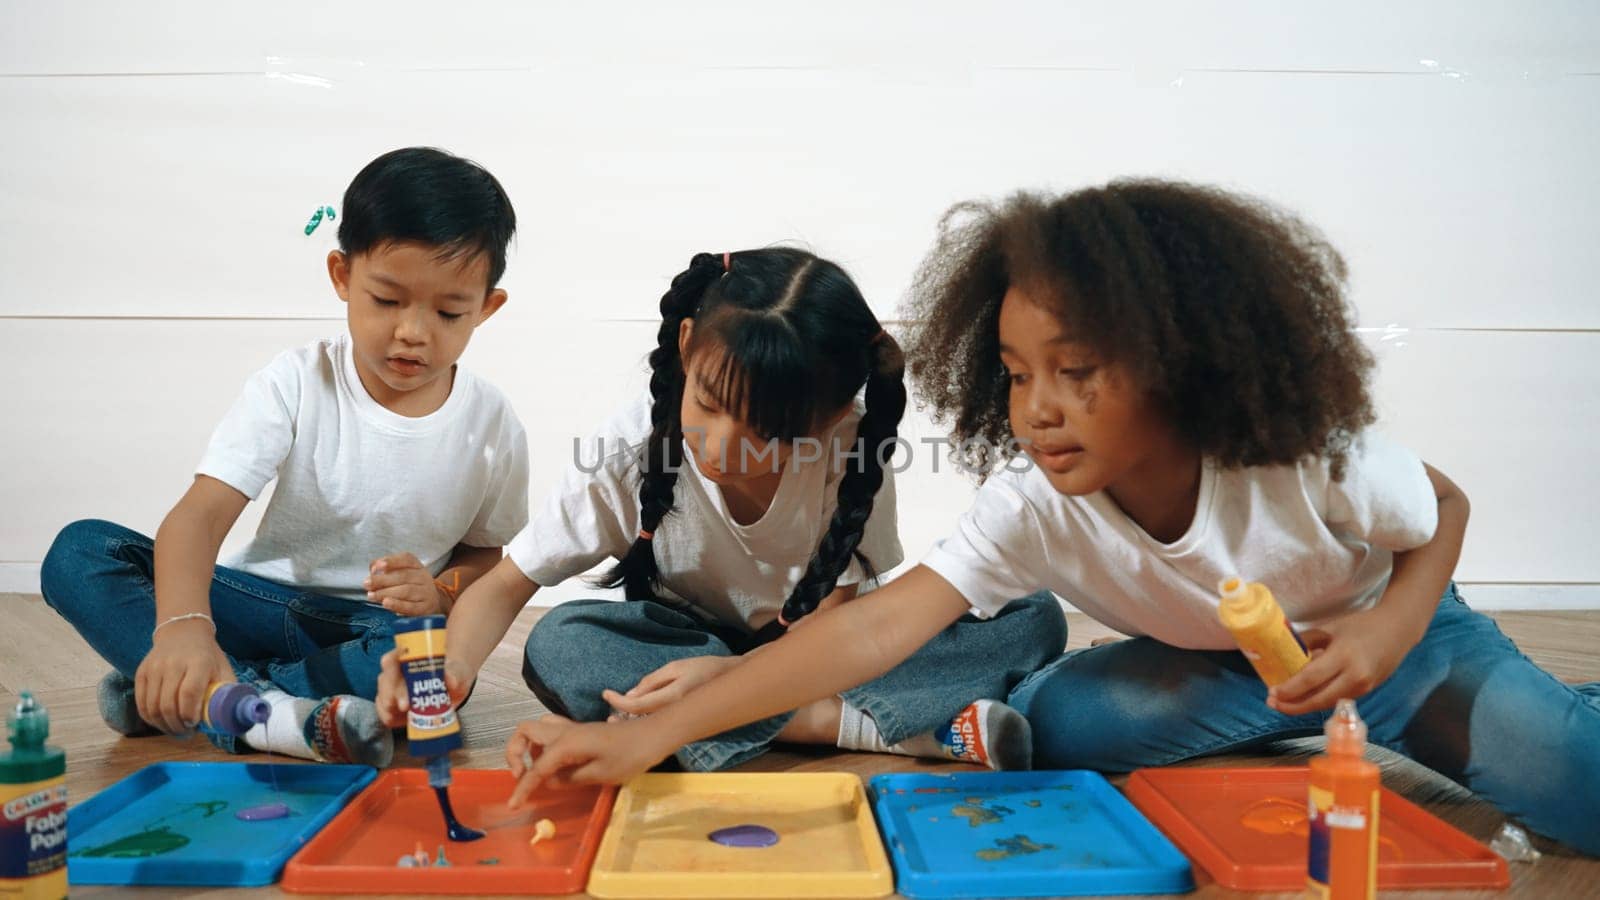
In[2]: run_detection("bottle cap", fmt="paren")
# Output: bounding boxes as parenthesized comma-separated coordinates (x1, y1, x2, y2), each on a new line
(1325, 698, 1369, 755)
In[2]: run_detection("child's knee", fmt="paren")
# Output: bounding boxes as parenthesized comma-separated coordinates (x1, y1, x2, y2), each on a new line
(1005, 591, 1069, 665)
(522, 605, 613, 720)
(523, 613, 578, 675)
(1021, 669, 1163, 770)
(1446, 662, 1600, 854)
(524, 601, 610, 665)
(1013, 643, 1224, 770)
(40, 519, 121, 610)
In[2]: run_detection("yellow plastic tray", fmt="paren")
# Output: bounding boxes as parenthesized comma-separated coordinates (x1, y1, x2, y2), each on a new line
(586, 772, 893, 898)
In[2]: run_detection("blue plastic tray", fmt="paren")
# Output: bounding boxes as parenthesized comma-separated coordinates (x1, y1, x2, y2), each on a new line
(870, 771, 1193, 898)
(68, 762, 376, 886)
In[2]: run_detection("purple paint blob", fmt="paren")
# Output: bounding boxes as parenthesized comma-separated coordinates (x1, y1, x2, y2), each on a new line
(235, 802, 290, 822)
(708, 824, 779, 848)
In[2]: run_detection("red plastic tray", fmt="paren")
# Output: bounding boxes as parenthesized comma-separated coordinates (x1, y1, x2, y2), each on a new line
(1125, 766, 1508, 891)
(281, 768, 616, 895)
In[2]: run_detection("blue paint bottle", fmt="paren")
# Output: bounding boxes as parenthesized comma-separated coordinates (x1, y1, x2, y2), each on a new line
(394, 616, 461, 757)
(394, 615, 482, 841)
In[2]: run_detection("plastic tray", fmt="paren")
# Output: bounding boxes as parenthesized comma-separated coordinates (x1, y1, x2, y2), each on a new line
(870, 770, 1194, 898)
(67, 762, 376, 886)
(1125, 766, 1510, 891)
(281, 768, 616, 894)
(586, 772, 893, 898)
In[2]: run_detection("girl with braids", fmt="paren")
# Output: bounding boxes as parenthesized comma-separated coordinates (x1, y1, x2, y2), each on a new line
(375, 247, 1065, 772)
(501, 184, 1599, 857)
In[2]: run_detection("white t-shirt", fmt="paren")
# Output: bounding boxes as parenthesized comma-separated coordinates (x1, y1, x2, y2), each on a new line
(922, 432, 1438, 649)
(508, 394, 904, 632)
(198, 334, 530, 602)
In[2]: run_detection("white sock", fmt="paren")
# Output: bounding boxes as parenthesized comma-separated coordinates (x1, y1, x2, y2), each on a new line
(835, 699, 1033, 771)
(243, 691, 317, 759)
(837, 701, 895, 754)
(241, 690, 393, 767)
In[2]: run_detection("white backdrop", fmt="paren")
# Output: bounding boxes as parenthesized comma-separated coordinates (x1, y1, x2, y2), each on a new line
(3, 2, 1597, 607)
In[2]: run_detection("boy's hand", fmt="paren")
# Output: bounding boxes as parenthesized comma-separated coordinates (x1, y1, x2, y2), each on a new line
(366, 553, 448, 616)
(136, 619, 235, 735)
(601, 656, 740, 719)
(376, 649, 474, 729)
(1269, 605, 1420, 716)
(506, 715, 672, 807)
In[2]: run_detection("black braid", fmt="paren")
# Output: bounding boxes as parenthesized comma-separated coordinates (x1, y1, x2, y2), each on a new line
(777, 332, 908, 623)
(598, 252, 725, 601)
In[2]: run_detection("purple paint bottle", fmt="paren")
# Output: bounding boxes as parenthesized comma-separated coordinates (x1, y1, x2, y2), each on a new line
(201, 683, 270, 736)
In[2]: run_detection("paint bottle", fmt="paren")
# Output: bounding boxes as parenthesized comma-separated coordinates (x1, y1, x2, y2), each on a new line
(1308, 699, 1379, 900)
(201, 682, 271, 736)
(394, 615, 462, 758)
(1, 692, 68, 900)
(394, 615, 484, 842)
(1216, 576, 1310, 686)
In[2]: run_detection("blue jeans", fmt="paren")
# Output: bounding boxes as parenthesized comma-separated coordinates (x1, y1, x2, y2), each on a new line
(1007, 584, 1600, 855)
(39, 519, 396, 751)
(523, 592, 1067, 771)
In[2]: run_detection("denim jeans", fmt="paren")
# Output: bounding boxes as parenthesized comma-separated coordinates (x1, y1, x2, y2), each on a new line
(1007, 583, 1600, 855)
(39, 519, 396, 751)
(523, 591, 1067, 771)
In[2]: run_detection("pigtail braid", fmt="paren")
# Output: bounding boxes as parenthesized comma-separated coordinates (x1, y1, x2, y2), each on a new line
(600, 253, 725, 600)
(777, 330, 908, 623)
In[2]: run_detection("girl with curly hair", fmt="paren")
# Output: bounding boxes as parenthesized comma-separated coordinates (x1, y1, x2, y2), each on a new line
(506, 185, 1597, 855)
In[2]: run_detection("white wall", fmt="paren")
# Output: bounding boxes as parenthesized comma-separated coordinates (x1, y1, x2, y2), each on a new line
(3, 2, 1598, 607)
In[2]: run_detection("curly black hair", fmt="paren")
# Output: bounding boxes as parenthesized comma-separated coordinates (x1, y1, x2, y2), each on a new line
(902, 179, 1376, 480)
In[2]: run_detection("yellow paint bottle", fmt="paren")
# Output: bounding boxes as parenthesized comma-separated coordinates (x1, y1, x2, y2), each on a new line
(1217, 576, 1310, 687)
(0, 693, 67, 900)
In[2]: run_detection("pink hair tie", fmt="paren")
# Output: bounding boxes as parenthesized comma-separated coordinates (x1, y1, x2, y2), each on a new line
(638, 529, 655, 541)
(722, 251, 731, 273)
(776, 612, 791, 628)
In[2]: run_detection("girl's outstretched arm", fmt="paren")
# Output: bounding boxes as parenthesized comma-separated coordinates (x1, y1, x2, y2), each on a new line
(507, 565, 973, 801)
(602, 584, 859, 718)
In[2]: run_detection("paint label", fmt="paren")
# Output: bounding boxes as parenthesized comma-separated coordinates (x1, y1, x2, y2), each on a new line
(395, 627, 460, 747)
(1307, 784, 1377, 899)
(1308, 785, 1333, 897)
(0, 778, 67, 880)
(402, 657, 459, 738)
(1324, 808, 1368, 829)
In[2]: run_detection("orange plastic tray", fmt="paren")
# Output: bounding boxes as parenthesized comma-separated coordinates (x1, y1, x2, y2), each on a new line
(1125, 767, 1508, 891)
(281, 768, 616, 895)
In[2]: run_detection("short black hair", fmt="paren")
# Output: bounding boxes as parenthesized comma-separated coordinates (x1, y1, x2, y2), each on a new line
(337, 147, 517, 289)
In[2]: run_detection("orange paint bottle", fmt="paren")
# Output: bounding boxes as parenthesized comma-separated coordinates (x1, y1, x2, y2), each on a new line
(1307, 699, 1379, 899)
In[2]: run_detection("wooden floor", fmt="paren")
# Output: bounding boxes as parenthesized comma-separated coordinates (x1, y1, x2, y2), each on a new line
(3, 592, 1596, 899)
